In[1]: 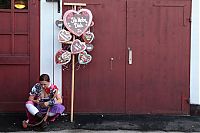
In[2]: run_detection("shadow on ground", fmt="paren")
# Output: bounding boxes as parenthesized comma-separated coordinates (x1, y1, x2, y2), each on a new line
(1, 113, 200, 132)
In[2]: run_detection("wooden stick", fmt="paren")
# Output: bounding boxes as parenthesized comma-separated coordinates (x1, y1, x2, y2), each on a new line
(70, 5, 76, 122)
(43, 107, 51, 122)
(70, 54, 75, 122)
(64, 3, 86, 7)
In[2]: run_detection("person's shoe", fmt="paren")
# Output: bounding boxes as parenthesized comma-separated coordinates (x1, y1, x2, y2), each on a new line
(35, 112, 44, 121)
(49, 113, 60, 122)
(41, 121, 48, 128)
(22, 120, 28, 128)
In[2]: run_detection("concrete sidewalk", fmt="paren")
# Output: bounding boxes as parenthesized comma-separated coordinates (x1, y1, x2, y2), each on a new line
(1, 113, 200, 132)
(6, 130, 187, 133)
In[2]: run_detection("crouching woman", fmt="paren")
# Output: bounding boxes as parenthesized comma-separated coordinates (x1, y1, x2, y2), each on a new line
(23, 74, 65, 128)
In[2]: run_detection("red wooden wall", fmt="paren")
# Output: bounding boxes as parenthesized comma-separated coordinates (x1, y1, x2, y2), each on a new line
(62, 0, 191, 114)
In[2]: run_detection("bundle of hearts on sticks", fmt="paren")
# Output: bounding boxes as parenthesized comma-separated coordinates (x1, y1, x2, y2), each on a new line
(55, 8, 95, 67)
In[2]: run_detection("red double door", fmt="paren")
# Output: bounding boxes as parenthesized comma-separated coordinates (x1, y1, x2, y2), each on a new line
(63, 0, 191, 114)
(0, 1, 39, 112)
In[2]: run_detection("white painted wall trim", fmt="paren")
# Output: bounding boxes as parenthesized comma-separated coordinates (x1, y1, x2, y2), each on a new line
(53, 1, 63, 94)
(190, 0, 200, 104)
(40, 0, 62, 94)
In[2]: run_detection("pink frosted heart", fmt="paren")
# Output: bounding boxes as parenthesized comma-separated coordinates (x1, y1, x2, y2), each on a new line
(63, 9, 93, 37)
(82, 31, 95, 43)
(58, 29, 72, 43)
(71, 39, 86, 54)
(78, 51, 92, 64)
(55, 50, 71, 65)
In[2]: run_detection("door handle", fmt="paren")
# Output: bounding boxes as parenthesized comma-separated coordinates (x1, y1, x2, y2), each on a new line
(110, 57, 114, 70)
(128, 47, 132, 65)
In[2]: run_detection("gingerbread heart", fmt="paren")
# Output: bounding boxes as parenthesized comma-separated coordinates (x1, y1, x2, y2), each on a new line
(86, 44, 94, 52)
(71, 39, 86, 54)
(58, 29, 72, 43)
(82, 31, 94, 43)
(55, 19, 63, 28)
(63, 9, 93, 36)
(55, 50, 71, 65)
(78, 51, 92, 64)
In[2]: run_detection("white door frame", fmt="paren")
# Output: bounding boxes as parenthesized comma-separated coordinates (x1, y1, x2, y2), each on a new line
(40, 0, 62, 94)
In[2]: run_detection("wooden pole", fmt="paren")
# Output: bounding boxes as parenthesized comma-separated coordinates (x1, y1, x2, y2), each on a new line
(70, 54, 75, 122)
(70, 5, 76, 123)
(64, 3, 86, 7)
(66, 2, 86, 123)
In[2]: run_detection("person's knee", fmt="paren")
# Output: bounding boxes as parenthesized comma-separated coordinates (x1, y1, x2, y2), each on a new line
(26, 103, 39, 115)
(26, 100, 34, 105)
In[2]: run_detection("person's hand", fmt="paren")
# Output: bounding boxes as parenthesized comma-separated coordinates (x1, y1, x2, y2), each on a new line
(43, 102, 49, 107)
(34, 99, 40, 104)
(39, 102, 48, 108)
(36, 99, 40, 104)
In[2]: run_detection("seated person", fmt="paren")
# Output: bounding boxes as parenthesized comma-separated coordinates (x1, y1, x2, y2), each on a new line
(23, 74, 65, 128)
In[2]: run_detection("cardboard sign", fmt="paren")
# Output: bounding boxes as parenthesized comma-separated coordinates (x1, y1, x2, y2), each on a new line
(58, 29, 72, 43)
(82, 31, 94, 43)
(78, 51, 92, 64)
(71, 39, 86, 54)
(63, 9, 93, 36)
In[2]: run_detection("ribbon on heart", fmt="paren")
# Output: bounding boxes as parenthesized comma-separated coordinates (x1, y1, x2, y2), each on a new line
(71, 39, 86, 54)
(82, 31, 95, 43)
(55, 50, 71, 65)
(78, 51, 92, 64)
(63, 9, 93, 37)
(58, 29, 72, 43)
(90, 21, 95, 27)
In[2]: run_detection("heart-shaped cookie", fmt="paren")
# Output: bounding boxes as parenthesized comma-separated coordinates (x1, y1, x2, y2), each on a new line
(78, 51, 92, 64)
(71, 39, 86, 54)
(55, 50, 71, 65)
(55, 19, 63, 28)
(63, 9, 93, 36)
(82, 31, 95, 43)
(86, 44, 94, 52)
(58, 29, 72, 43)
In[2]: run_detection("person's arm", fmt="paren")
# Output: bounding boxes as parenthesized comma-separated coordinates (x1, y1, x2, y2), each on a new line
(50, 88, 62, 104)
(55, 93, 62, 104)
(43, 89, 63, 106)
(28, 95, 39, 104)
(28, 83, 41, 104)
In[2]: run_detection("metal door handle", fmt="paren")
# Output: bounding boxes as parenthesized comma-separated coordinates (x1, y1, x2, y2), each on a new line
(110, 57, 114, 70)
(128, 47, 132, 65)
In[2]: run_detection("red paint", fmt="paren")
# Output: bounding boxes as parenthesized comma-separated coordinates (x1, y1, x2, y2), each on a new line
(126, 0, 191, 114)
(62, 0, 191, 114)
(0, 0, 40, 112)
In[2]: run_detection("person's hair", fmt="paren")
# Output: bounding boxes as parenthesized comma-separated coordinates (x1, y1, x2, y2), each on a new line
(39, 74, 50, 82)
